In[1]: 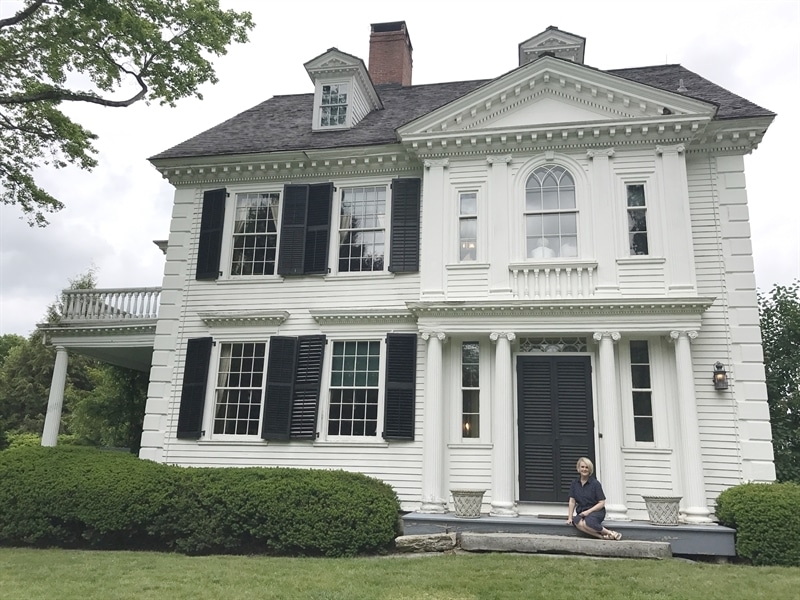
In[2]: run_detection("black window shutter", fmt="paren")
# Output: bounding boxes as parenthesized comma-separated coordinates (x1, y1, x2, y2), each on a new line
(304, 183, 333, 274)
(388, 178, 421, 273)
(290, 335, 327, 439)
(176, 337, 213, 439)
(277, 185, 309, 275)
(261, 336, 298, 439)
(383, 333, 417, 440)
(196, 188, 227, 280)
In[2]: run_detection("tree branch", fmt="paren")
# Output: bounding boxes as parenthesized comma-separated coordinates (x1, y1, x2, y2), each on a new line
(0, 0, 47, 29)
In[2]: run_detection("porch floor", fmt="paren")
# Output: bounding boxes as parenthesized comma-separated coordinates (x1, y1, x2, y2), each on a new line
(401, 512, 735, 558)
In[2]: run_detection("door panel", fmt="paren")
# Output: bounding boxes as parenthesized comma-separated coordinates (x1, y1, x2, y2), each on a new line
(517, 355, 595, 503)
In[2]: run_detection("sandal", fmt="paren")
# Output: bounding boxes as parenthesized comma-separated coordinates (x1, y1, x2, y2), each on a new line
(610, 531, 622, 541)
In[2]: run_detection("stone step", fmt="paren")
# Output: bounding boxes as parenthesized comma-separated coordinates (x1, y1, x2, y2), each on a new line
(394, 531, 673, 559)
(460, 532, 672, 559)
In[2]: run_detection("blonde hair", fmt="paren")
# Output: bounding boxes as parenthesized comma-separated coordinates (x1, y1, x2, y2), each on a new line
(576, 457, 594, 475)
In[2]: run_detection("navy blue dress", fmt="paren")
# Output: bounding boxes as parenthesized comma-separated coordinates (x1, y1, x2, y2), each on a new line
(569, 475, 606, 532)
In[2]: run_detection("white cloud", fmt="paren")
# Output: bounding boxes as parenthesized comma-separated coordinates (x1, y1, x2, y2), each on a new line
(1, 0, 798, 336)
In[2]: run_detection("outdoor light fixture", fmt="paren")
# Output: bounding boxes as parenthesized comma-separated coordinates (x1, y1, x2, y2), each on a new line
(712, 362, 728, 390)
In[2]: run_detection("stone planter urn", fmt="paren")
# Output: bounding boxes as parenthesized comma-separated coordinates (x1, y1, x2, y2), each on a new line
(642, 495, 682, 525)
(450, 489, 486, 518)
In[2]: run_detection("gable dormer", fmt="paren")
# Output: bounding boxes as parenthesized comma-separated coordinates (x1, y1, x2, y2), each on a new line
(518, 26, 586, 66)
(304, 48, 383, 131)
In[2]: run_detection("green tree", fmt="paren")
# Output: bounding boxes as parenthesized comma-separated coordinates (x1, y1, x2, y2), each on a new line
(0, 0, 253, 225)
(758, 281, 800, 482)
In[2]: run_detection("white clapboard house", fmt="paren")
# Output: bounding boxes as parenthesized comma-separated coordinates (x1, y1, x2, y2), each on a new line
(41, 23, 776, 526)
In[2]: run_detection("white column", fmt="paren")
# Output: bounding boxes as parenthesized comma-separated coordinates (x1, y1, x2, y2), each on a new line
(41, 346, 69, 447)
(670, 330, 712, 523)
(420, 331, 447, 513)
(490, 331, 518, 517)
(592, 331, 628, 520)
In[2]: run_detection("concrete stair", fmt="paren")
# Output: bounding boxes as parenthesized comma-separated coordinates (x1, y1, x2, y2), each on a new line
(459, 532, 672, 559)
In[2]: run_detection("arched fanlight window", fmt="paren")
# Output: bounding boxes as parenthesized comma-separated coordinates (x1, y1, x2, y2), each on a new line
(524, 165, 577, 259)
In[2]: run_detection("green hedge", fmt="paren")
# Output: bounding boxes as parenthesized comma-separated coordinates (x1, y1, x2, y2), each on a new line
(716, 482, 800, 566)
(0, 446, 400, 556)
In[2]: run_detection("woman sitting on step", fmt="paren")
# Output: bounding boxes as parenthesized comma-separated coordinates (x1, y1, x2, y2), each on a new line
(566, 457, 623, 541)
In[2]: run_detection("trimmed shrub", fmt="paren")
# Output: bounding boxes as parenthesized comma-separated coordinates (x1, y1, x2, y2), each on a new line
(0, 446, 400, 556)
(716, 482, 800, 566)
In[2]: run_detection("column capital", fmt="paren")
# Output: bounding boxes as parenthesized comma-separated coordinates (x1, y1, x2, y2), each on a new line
(421, 331, 447, 342)
(586, 148, 615, 159)
(669, 330, 698, 342)
(656, 143, 686, 155)
(487, 154, 513, 165)
(490, 332, 516, 342)
(592, 331, 621, 343)
(424, 158, 449, 169)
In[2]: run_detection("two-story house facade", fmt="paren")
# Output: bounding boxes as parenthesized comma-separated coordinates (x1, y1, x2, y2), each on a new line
(41, 23, 776, 523)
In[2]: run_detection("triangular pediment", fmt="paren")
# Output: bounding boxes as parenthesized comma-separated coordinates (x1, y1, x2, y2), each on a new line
(304, 48, 368, 78)
(519, 26, 586, 65)
(398, 56, 717, 140)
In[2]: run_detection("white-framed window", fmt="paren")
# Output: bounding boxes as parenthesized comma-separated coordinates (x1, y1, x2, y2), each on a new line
(629, 340, 654, 442)
(212, 341, 266, 436)
(337, 186, 387, 272)
(327, 339, 382, 436)
(230, 192, 281, 276)
(320, 83, 349, 128)
(626, 184, 649, 255)
(461, 341, 480, 438)
(458, 192, 478, 261)
(525, 165, 578, 258)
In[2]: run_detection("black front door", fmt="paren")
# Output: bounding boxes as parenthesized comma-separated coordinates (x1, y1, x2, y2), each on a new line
(517, 355, 595, 503)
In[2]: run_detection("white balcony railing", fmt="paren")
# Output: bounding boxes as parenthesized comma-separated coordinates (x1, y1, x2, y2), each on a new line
(509, 261, 597, 300)
(60, 287, 162, 322)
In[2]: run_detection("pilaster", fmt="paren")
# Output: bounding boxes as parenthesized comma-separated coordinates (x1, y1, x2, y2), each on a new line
(420, 159, 449, 300)
(657, 145, 697, 294)
(487, 155, 513, 296)
(587, 149, 620, 295)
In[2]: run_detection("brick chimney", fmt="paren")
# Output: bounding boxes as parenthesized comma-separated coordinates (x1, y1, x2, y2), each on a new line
(368, 21, 413, 86)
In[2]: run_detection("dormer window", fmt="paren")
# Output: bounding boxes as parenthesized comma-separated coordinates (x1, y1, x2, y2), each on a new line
(320, 83, 349, 127)
(305, 48, 382, 132)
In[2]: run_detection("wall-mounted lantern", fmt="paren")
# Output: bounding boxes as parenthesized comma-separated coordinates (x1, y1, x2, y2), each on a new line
(712, 362, 728, 390)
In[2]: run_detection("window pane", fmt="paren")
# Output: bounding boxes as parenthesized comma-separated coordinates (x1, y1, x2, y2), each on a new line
(632, 392, 652, 416)
(634, 417, 654, 443)
(631, 365, 651, 389)
(461, 342, 480, 439)
(627, 184, 646, 207)
(460, 193, 477, 215)
(463, 413, 480, 438)
(630, 232, 649, 255)
(630, 341, 650, 363)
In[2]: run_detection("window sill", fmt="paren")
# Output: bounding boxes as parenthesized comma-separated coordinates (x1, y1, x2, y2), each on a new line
(446, 262, 490, 270)
(447, 442, 493, 450)
(324, 272, 395, 281)
(216, 276, 285, 285)
(616, 256, 666, 265)
(621, 446, 672, 454)
(314, 440, 390, 448)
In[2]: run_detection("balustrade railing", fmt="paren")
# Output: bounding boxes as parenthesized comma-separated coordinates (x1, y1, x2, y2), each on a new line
(509, 261, 597, 300)
(60, 288, 162, 322)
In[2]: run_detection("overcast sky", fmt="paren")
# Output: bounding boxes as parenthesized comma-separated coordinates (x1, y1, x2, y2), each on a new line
(1, 0, 798, 337)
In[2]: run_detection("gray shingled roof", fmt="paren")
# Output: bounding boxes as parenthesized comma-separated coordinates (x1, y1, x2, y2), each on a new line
(151, 64, 773, 161)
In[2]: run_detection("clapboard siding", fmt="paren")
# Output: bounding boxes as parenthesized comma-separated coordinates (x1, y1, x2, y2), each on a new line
(621, 450, 675, 517)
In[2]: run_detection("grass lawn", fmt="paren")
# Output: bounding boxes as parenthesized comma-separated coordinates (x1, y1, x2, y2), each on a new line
(1, 548, 798, 599)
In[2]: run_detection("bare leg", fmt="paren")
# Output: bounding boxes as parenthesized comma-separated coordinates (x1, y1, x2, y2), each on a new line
(575, 519, 604, 538)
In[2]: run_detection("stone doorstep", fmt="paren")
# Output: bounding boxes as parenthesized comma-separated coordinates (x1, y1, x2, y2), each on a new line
(395, 532, 672, 559)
